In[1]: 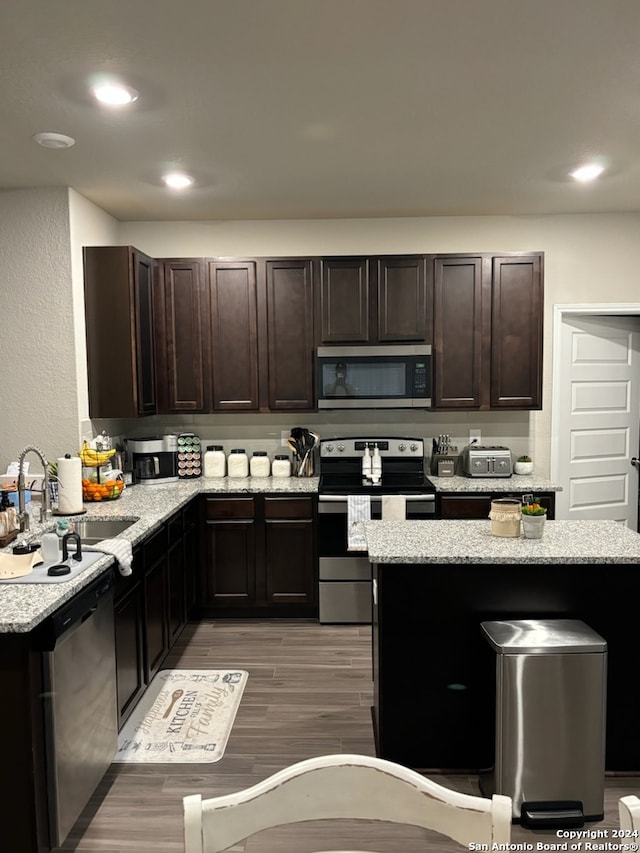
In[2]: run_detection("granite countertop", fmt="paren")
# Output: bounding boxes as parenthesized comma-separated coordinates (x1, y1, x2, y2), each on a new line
(429, 474, 562, 492)
(0, 475, 319, 634)
(364, 519, 640, 564)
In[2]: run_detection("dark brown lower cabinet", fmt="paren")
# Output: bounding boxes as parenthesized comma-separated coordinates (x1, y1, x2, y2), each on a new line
(113, 500, 198, 726)
(201, 494, 317, 617)
(436, 491, 556, 519)
(144, 530, 170, 682)
(113, 573, 145, 727)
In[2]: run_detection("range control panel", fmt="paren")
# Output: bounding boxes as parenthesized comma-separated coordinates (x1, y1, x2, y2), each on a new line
(320, 437, 424, 458)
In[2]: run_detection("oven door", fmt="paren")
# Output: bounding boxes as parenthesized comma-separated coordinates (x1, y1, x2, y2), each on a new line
(317, 494, 435, 624)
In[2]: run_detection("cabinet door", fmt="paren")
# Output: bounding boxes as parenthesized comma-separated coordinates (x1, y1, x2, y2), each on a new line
(133, 250, 158, 415)
(155, 259, 207, 412)
(167, 540, 185, 644)
(207, 260, 259, 410)
(202, 498, 257, 606)
(376, 256, 429, 342)
(432, 256, 484, 408)
(264, 496, 316, 606)
(490, 254, 543, 409)
(264, 259, 315, 410)
(319, 257, 370, 343)
(114, 580, 145, 727)
(144, 529, 169, 681)
(183, 502, 199, 617)
(84, 245, 156, 418)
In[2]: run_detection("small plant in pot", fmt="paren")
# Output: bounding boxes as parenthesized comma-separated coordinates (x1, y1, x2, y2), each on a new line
(521, 498, 547, 538)
(514, 455, 534, 475)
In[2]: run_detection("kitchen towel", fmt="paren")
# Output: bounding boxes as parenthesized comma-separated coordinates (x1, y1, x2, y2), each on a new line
(347, 494, 371, 551)
(56, 455, 83, 514)
(83, 538, 133, 576)
(382, 494, 406, 520)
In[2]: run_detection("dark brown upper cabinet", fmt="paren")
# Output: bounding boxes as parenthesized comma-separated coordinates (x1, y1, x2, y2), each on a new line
(318, 256, 430, 345)
(489, 254, 543, 408)
(206, 260, 260, 411)
(432, 252, 543, 410)
(84, 245, 156, 417)
(263, 258, 315, 410)
(155, 259, 207, 413)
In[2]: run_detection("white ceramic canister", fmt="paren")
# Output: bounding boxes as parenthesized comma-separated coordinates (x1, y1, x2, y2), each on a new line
(488, 498, 522, 538)
(203, 445, 226, 478)
(271, 454, 292, 478)
(227, 448, 249, 478)
(250, 451, 271, 478)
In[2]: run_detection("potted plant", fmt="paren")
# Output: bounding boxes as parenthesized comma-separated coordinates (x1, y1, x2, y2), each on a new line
(514, 455, 534, 475)
(521, 498, 547, 538)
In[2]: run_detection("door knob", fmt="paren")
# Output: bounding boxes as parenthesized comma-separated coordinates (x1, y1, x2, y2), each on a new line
(631, 457, 639, 468)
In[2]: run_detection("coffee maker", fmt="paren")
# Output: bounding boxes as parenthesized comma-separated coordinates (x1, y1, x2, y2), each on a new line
(128, 436, 178, 485)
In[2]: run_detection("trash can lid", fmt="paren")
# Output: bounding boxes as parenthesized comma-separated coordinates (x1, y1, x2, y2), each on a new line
(480, 619, 607, 654)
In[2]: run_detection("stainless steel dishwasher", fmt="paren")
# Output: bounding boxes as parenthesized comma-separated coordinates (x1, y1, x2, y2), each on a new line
(41, 572, 118, 847)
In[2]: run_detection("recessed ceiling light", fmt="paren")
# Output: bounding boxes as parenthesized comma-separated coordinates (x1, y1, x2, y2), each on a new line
(91, 82, 139, 106)
(162, 172, 194, 190)
(32, 131, 76, 149)
(569, 163, 605, 182)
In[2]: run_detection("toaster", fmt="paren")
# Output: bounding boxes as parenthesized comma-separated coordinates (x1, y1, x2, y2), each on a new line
(461, 445, 513, 477)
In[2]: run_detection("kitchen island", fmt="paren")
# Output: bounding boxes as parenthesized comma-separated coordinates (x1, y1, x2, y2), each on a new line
(365, 519, 640, 773)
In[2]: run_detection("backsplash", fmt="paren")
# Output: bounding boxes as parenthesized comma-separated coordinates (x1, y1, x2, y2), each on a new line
(93, 408, 534, 463)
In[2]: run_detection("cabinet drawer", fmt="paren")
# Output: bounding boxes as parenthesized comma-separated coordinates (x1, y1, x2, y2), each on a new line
(264, 496, 314, 519)
(205, 497, 256, 519)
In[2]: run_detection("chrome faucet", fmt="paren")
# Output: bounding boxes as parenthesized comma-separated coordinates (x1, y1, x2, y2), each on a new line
(17, 444, 51, 532)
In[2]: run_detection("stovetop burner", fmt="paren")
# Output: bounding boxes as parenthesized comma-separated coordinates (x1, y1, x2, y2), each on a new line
(318, 472, 436, 495)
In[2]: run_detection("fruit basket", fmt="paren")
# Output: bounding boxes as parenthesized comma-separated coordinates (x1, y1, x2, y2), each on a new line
(82, 476, 124, 502)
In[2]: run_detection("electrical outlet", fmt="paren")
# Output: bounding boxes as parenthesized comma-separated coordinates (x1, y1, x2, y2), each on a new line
(281, 430, 290, 447)
(469, 429, 481, 445)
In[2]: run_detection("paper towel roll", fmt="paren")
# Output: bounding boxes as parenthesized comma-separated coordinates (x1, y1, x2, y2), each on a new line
(57, 455, 83, 514)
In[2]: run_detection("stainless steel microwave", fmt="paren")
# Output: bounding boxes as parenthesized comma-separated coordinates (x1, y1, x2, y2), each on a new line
(316, 345, 432, 409)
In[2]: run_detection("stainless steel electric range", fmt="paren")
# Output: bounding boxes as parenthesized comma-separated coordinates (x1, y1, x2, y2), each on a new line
(317, 437, 436, 624)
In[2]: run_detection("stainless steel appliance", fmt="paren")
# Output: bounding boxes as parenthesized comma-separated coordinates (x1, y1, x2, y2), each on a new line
(41, 572, 118, 846)
(318, 437, 436, 623)
(316, 345, 431, 409)
(460, 444, 513, 477)
(129, 436, 179, 484)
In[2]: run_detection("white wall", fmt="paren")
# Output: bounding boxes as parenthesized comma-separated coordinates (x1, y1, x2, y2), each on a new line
(0, 188, 76, 470)
(121, 213, 640, 474)
(0, 188, 119, 472)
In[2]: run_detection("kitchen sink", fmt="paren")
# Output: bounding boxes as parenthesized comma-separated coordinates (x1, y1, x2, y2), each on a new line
(71, 518, 137, 545)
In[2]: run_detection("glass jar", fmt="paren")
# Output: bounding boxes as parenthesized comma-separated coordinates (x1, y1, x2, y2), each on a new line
(203, 445, 226, 478)
(271, 454, 292, 478)
(250, 451, 271, 478)
(227, 448, 249, 478)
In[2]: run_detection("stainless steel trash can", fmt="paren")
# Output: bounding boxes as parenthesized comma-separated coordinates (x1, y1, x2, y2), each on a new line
(479, 619, 607, 828)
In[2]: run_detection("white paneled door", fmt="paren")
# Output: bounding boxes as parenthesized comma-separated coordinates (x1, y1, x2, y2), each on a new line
(556, 314, 640, 529)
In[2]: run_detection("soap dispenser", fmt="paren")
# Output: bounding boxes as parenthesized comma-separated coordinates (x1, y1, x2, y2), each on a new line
(371, 443, 382, 483)
(362, 445, 372, 480)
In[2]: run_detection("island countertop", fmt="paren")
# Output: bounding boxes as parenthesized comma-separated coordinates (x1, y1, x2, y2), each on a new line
(363, 519, 640, 564)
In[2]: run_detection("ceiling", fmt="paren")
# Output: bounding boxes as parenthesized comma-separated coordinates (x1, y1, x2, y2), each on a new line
(2, 0, 640, 222)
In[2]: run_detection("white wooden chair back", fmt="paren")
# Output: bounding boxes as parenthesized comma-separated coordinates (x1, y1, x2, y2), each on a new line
(183, 753, 512, 853)
(619, 795, 640, 831)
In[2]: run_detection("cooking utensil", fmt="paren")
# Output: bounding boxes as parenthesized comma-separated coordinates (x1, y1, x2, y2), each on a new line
(163, 688, 184, 718)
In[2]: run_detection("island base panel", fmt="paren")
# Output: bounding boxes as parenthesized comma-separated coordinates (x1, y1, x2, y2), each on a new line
(372, 561, 639, 772)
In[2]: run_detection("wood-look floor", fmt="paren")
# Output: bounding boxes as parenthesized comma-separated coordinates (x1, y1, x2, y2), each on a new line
(57, 620, 639, 852)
